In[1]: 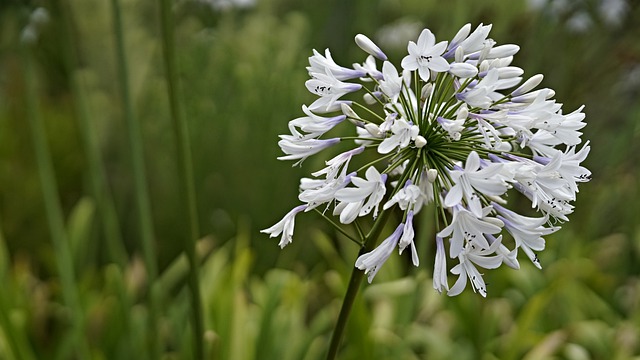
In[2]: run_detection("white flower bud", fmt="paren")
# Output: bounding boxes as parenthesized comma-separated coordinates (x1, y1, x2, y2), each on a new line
(455, 46, 465, 63)
(484, 217, 505, 227)
(497, 56, 513, 67)
(355, 34, 387, 61)
(341, 103, 359, 119)
(449, 63, 478, 78)
(450, 24, 471, 49)
(497, 66, 523, 79)
(420, 83, 433, 102)
(487, 44, 520, 59)
(479, 60, 490, 73)
(364, 123, 382, 137)
(512, 74, 544, 96)
(456, 103, 468, 120)
(512, 88, 555, 103)
(426, 169, 438, 183)
(414, 135, 427, 148)
(363, 93, 377, 105)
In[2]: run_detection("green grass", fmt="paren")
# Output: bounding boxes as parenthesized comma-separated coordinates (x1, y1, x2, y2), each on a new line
(1, 0, 639, 358)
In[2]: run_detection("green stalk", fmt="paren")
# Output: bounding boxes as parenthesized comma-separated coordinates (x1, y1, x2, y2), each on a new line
(326, 208, 393, 360)
(57, 0, 128, 268)
(158, 0, 204, 357)
(23, 44, 91, 359)
(109, 0, 162, 356)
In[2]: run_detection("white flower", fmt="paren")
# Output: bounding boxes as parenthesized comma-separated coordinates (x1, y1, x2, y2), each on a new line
(383, 180, 422, 210)
(548, 105, 587, 146)
(305, 69, 362, 112)
(334, 166, 387, 223)
(356, 224, 404, 283)
(401, 29, 449, 80)
(433, 236, 449, 293)
(378, 61, 410, 103)
(261, 205, 308, 248)
(444, 151, 511, 217)
(456, 68, 500, 108)
(437, 205, 503, 258)
(398, 211, 419, 266)
(493, 203, 559, 269)
(448, 234, 504, 297)
(510, 153, 575, 220)
(456, 23, 493, 56)
(307, 48, 365, 80)
(277, 135, 340, 166)
(487, 234, 520, 269)
(299, 172, 354, 211)
(353, 55, 383, 80)
(378, 118, 420, 154)
(288, 105, 346, 138)
(312, 146, 365, 179)
(436, 113, 466, 141)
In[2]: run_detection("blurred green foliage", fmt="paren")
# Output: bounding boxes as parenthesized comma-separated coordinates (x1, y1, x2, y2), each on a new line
(1, 0, 639, 358)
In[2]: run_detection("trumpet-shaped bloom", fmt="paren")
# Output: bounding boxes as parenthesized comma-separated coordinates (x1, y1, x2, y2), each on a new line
(448, 235, 504, 297)
(277, 136, 339, 166)
(356, 224, 404, 283)
(437, 205, 503, 258)
(444, 151, 511, 217)
(334, 166, 387, 223)
(307, 48, 366, 80)
(305, 69, 362, 112)
(261, 205, 308, 248)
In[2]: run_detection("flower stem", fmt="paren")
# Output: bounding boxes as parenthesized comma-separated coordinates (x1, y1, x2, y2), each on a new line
(326, 208, 393, 360)
(158, 0, 205, 357)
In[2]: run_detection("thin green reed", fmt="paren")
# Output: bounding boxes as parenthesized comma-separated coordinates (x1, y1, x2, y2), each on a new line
(55, 1, 136, 355)
(22, 44, 91, 359)
(57, 1, 128, 268)
(159, 0, 205, 357)
(109, 0, 163, 357)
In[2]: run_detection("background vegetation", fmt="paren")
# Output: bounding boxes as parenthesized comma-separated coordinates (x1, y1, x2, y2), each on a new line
(1, 0, 639, 358)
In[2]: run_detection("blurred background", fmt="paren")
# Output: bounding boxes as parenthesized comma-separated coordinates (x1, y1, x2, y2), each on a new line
(1, 0, 639, 358)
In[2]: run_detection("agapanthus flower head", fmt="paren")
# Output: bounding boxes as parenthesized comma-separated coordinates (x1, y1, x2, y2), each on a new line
(263, 24, 590, 297)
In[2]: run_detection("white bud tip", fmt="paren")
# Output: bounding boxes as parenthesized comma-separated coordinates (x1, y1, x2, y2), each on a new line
(355, 34, 387, 61)
(421, 83, 433, 100)
(340, 103, 358, 119)
(414, 135, 427, 148)
(364, 123, 382, 137)
(512, 74, 544, 96)
(363, 93, 377, 105)
(427, 169, 438, 183)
